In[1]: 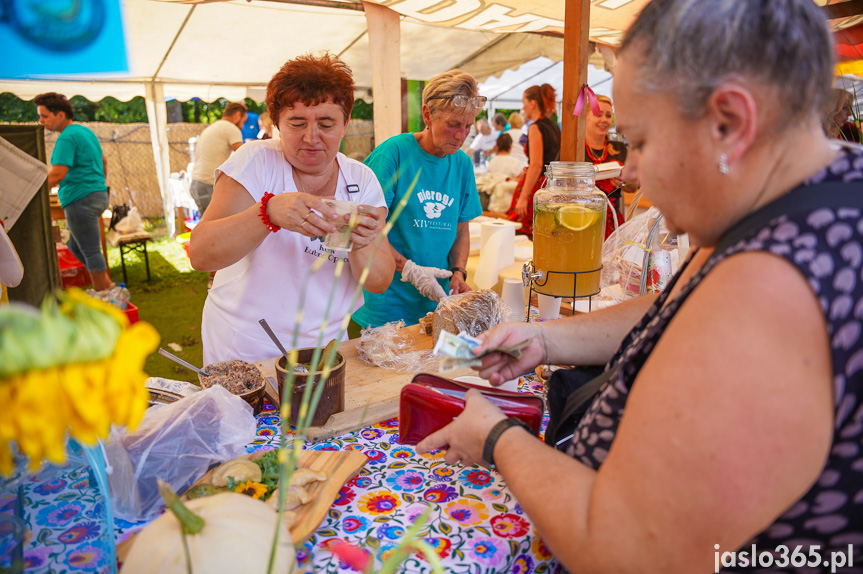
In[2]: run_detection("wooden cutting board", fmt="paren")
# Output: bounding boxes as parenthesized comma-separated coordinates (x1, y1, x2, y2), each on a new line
(254, 324, 474, 442)
(186, 449, 367, 543)
(116, 449, 367, 562)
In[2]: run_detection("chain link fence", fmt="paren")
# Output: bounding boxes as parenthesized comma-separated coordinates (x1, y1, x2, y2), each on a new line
(41, 120, 375, 218)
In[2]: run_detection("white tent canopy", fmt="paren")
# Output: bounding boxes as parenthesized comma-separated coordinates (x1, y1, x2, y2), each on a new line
(0, 0, 647, 234)
(0, 0, 647, 102)
(479, 57, 614, 114)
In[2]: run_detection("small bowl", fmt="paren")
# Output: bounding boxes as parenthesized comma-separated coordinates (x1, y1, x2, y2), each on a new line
(198, 360, 266, 415)
(274, 348, 346, 427)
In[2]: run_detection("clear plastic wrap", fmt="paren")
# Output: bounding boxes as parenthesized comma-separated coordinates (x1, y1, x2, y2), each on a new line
(105, 385, 257, 522)
(356, 320, 439, 372)
(434, 289, 510, 338)
(599, 207, 679, 303)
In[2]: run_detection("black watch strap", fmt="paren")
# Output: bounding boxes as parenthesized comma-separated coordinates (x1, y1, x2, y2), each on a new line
(482, 418, 531, 470)
(450, 266, 466, 278)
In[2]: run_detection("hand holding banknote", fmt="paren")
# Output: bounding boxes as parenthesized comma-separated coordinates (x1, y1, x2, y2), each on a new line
(469, 323, 548, 386)
(433, 330, 534, 376)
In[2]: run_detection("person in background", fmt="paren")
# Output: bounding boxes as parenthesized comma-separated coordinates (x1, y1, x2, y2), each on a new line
(491, 112, 508, 134)
(190, 101, 247, 216)
(469, 118, 498, 165)
(258, 111, 273, 140)
(419, 1, 863, 571)
(35, 92, 114, 292)
(487, 133, 524, 180)
(505, 112, 528, 166)
(506, 84, 560, 236)
(351, 69, 484, 333)
(585, 94, 627, 238)
(241, 110, 260, 142)
(822, 88, 856, 141)
(191, 53, 394, 364)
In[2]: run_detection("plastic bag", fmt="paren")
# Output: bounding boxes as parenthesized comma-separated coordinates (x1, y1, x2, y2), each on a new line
(115, 206, 143, 234)
(599, 207, 678, 304)
(105, 385, 256, 522)
(357, 320, 439, 372)
(435, 289, 509, 338)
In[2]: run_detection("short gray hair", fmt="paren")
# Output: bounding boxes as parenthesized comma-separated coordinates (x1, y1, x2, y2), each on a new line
(423, 69, 479, 115)
(620, 0, 834, 123)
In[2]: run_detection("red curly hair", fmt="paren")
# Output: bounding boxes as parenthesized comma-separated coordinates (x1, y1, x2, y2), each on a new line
(267, 53, 355, 125)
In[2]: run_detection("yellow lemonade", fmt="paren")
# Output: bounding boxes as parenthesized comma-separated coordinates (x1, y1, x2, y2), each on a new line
(533, 202, 606, 297)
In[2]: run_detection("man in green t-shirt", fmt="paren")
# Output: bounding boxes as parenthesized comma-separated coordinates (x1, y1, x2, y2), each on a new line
(35, 92, 113, 291)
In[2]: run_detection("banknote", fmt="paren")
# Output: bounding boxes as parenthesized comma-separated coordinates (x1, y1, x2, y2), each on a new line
(432, 330, 482, 360)
(434, 331, 531, 373)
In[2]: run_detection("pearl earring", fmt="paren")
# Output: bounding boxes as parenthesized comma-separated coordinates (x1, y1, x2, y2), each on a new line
(719, 153, 730, 175)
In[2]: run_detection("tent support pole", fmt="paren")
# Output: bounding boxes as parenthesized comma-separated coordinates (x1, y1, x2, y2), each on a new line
(144, 82, 173, 237)
(364, 1, 401, 147)
(561, 0, 590, 162)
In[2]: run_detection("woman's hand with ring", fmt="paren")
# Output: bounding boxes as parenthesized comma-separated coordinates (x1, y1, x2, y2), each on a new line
(348, 205, 387, 249)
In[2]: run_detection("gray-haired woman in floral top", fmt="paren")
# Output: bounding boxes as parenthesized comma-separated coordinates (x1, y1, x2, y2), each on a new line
(418, 0, 863, 572)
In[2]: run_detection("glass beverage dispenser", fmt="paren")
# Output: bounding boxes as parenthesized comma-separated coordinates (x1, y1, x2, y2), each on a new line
(525, 162, 606, 301)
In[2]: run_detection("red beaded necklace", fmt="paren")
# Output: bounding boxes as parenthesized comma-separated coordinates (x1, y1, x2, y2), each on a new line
(586, 144, 608, 163)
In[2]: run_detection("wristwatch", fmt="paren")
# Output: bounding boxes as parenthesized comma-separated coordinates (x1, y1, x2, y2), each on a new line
(450, 266, 467, 278)
(482, 418, 532, 470)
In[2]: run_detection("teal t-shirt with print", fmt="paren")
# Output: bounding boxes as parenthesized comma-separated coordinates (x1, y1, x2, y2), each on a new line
(353, 133, 482, 328)
(52, 124, 107, 207)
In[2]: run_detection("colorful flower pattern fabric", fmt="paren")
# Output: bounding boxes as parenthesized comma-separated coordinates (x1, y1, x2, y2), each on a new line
(2, 374, 556, 573)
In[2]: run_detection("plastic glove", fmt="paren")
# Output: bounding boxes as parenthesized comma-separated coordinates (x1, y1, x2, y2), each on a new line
(401, 260, 452, 302)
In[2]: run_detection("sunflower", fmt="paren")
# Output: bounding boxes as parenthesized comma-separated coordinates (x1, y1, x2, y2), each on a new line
(234, 481, 269, 500)
(0, 289, 159, 475)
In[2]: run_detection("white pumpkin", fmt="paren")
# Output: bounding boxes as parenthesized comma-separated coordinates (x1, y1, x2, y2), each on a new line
(121, 487, 296, 574)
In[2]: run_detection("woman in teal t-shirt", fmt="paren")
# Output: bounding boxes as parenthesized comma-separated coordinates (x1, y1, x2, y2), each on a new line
(36, 92, 113, 291)
(352, 70, 484, 332)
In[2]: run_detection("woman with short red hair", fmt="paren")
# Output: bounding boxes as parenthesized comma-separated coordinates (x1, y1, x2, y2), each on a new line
(191, 53, 395, 364)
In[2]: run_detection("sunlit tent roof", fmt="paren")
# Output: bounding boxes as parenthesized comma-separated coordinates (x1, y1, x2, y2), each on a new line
(0, 0, 648, 102)
(3, 0, 860, 103)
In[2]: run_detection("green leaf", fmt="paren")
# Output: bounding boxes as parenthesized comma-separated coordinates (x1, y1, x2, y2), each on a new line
(462, 494, 481, 501)
(492, 503, 507, 513)
(328, 509, 341, 520)
(439, 521, 452, 535)
(366, 536, 381, 549)
(402, 493, 415, 503)
(454, 549, 465, 560)
(317, 528, 337, 538)
(509, 540, 520, 556)
(536, 564, 549, 573)
(476, 526, 491, 536)
(380, 442, 390, 450)
(389, 461, 407, 469)
(374, 516, 392, 523)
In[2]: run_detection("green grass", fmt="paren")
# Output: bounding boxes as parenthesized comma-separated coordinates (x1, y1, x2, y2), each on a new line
(105, 228, 209, 382)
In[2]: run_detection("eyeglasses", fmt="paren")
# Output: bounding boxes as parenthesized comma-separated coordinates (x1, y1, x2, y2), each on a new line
(427, 95, 488, 109)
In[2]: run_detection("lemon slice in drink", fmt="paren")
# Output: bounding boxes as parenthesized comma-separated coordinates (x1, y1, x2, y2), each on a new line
(555, 205, 599, 231)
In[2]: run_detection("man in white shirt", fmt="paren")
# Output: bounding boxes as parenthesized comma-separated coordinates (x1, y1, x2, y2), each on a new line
(190, 101, 247, 214)
(468, 119, 498, 165)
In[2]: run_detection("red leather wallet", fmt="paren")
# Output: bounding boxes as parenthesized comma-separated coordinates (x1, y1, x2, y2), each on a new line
(398, 373, 545, 445)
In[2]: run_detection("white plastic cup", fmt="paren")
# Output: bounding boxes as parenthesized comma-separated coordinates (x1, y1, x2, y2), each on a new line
(502, 278, 527, 319)
(537, 293, 562, 321)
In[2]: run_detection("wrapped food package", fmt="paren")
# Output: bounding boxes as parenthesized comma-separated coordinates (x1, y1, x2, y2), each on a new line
(432, 289, 509, 342)
(357, 320, 438, 372)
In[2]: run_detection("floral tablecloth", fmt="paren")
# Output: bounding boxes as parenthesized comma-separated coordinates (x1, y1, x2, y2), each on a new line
(1, 374, 560, 574)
